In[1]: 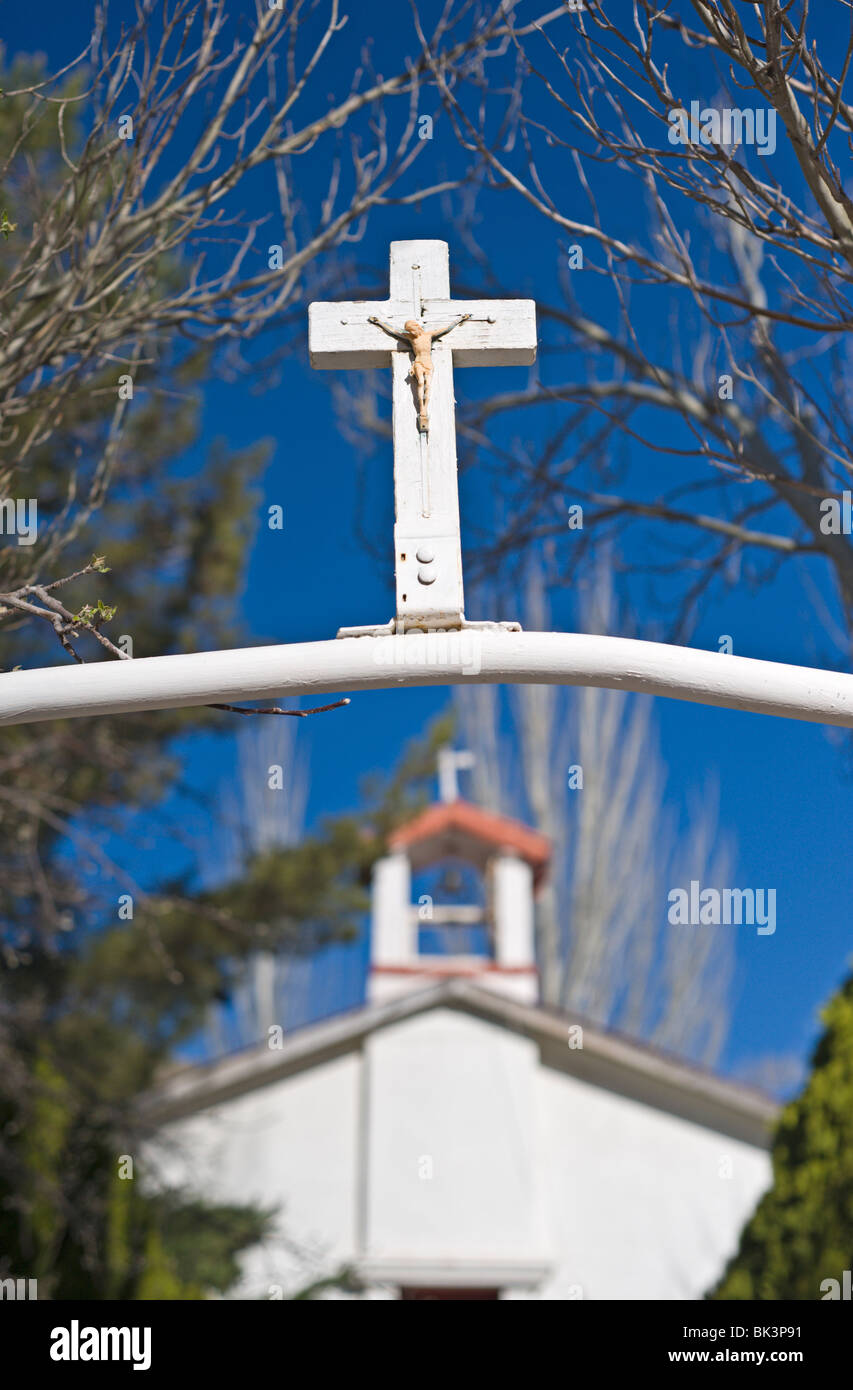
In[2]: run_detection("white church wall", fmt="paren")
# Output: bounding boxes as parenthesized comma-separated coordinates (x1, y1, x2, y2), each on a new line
(361, 1008, 551, 1286)
(146, 1000, 773, 1300)
(148, 1050, 362, 1298)
(533, 1064, 772, 1301)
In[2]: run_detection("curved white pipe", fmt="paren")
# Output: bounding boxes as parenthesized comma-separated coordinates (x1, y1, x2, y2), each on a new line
(0, 629, 851, 728)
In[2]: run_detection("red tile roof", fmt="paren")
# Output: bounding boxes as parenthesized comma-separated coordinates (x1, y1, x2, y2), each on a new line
(389, 799, 551, 888)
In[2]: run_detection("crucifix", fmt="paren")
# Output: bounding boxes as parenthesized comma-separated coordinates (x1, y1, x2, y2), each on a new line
(6, 251, 853, 727)
(309, 240, 536, 636)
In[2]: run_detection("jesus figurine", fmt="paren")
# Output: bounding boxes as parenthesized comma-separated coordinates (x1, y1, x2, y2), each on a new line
(368, 312, 471, 432)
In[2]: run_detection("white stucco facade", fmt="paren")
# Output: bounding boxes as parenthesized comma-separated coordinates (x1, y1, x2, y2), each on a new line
(146, 984, 773, 1301)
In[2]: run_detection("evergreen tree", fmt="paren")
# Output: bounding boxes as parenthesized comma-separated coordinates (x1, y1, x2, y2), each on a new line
(0, 707, 451, 1298)
(710, 971, 853, 1300)
(0, 51, 273, 1302)
(0, 38, 453, 1301)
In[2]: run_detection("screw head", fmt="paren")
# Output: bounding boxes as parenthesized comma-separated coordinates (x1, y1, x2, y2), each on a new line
(416, 546, 435, 563)
(418, 567, 436, 585)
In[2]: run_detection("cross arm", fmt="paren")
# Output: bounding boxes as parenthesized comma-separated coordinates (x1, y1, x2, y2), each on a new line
(308, 297, 538, 369)
(308, 300, 412, 369)
(420, 299, 536, 366)
(429, 312, 472, 340)
(367, 315, 409, 342)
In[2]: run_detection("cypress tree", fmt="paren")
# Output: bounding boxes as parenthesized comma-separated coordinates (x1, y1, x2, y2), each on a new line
(711, 971, 853, 1300)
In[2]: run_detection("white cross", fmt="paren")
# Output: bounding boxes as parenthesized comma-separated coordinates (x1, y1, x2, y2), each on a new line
(308, 240, 536, 635)
(438, 747, 475, 803)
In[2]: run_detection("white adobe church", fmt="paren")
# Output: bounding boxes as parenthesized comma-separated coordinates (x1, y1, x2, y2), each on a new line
(146, 759, 775, 1301)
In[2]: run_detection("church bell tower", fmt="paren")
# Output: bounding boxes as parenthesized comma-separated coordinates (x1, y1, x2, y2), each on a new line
(368, 753, 550, 1006)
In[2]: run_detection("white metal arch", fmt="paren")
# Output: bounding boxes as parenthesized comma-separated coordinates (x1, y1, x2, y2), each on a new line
(1, 630, 852, 729)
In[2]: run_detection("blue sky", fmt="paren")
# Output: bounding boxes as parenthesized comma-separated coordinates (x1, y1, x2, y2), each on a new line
(9, 1, 853, 1090)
